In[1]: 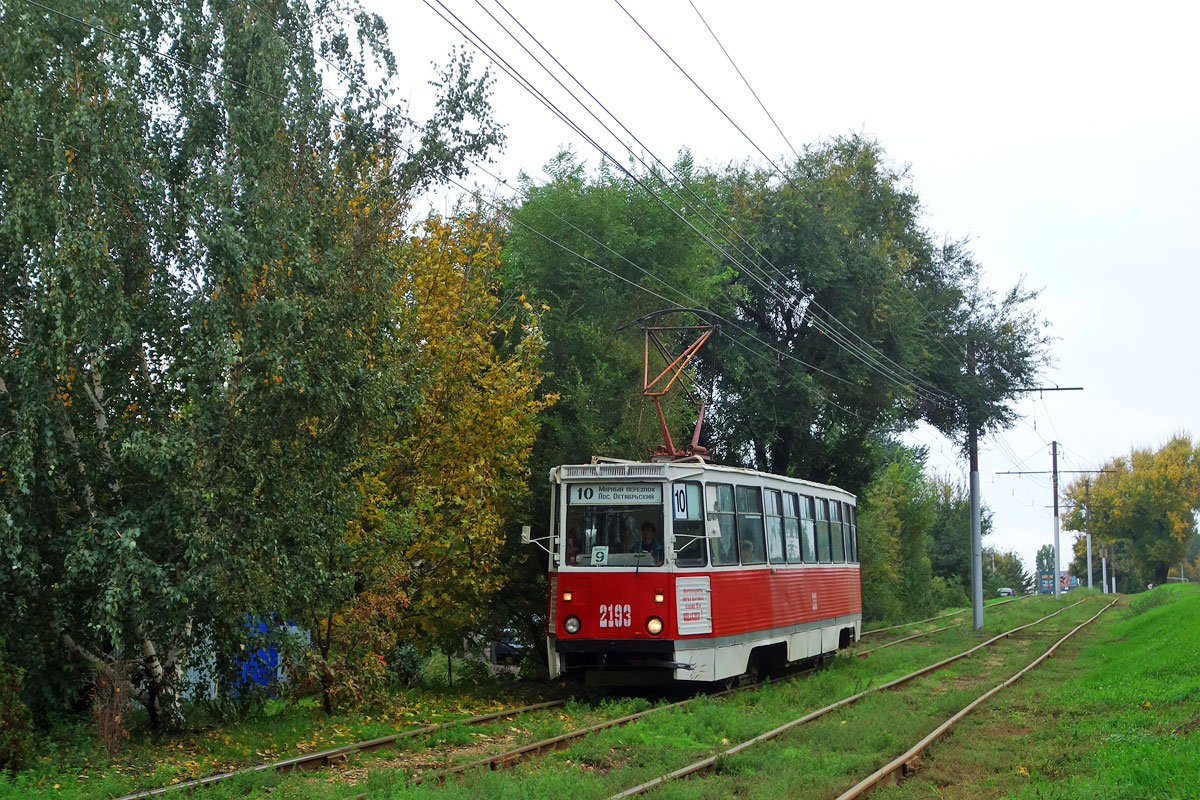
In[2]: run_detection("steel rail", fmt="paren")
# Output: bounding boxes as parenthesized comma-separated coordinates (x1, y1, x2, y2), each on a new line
(341, 671, 824, 798)
(859, 595, 1022, 637)
(834, 597, 1119, 799)
(606, 597, 1089, 799)
(855, 622, 962, 657)
(411, 695, 708, 787)
(338, 668, 829, 799)
(112, 699, 567, 800)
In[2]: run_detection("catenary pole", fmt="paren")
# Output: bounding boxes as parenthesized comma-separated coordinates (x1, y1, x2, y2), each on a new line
(967, 342, 983, 631)
(969, 424, 983, 630)
(1084, 479, 1093, 589)
(1052, 441, 1061, 600)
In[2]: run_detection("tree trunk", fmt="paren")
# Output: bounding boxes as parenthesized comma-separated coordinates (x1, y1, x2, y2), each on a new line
(320, 610, 334, 715)
(145, 678, 159, 728)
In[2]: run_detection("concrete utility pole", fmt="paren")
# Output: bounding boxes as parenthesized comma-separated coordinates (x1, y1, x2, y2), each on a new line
(1099, 544, 1108, 594)
(967, 343, 983, 632)
(969, 423, 983, 630)
(1084, 479, 1093, 589)
(1052, 441, 1061, 600)
(997, 435, 1109, 601)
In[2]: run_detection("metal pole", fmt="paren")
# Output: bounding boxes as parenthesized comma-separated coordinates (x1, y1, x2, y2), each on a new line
(969, 425, 983, 631)
(1052, 441, 1060, 600)
(1084, 479, 1093, 590)
(1101, 551, 1108, 594)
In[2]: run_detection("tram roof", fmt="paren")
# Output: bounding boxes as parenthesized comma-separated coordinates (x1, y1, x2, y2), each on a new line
(552, 457, 856, 501)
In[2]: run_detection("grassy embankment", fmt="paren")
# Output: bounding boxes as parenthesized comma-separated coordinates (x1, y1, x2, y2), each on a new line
(873, 582, 1200, 800)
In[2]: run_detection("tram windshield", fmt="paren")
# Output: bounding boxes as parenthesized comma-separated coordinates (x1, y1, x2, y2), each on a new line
(563, 483, 664, 567)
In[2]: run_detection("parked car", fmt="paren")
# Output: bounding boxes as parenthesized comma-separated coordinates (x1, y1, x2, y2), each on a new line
(491, 629, 527, 665)
(997, 587, 1015, 597)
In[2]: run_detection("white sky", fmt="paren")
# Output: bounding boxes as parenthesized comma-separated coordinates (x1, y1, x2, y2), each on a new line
(369, 0, 1200, 574)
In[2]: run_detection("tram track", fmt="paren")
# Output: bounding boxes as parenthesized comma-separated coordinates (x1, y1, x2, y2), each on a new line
(855, 621, 962, 657)
(336, 680, 785, 799)
(111, 699, 568, 800)
(606, 596, 1100, 799)
(330, 599, 1087, 798)
(398, 662, 828, 790)
(113, 673, 783, 800)
(833, 597, 1119, 799)
(854, 595, 1030, 656)
(115, 596, 1084, 800)
(857, 595, 1022, 639)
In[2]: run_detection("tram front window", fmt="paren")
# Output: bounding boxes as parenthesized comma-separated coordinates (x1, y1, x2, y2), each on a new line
(564, 483, 665, 567)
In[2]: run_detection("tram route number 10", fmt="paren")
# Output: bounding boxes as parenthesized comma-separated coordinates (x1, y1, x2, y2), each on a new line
(598, 603, 632, 628)
(673, 486, 688, 518)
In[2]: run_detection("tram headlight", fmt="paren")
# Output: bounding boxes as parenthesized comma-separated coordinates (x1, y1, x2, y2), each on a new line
(564, 615, 581, 634)
(646, 616, 664, 635)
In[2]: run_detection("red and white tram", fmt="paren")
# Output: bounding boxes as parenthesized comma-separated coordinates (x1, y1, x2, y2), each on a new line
(539, 457, 861, 686)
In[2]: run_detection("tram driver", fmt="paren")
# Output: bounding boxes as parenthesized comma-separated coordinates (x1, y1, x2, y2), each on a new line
(632, 521, 664, 565)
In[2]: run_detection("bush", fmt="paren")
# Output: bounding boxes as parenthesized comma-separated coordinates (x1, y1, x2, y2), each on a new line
(517, 651, 547, 681)
(1125, 587, 1170, 618)
(389, 641, 423, 686)
(931, 576, 970, 611)
(0, 640, 33, 772)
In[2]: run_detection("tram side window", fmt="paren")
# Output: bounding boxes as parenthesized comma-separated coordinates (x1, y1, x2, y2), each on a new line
(765, 490, 786, 564)
(816, 498, 832, 562)
(551, 485, 561, 564)
(707, 484, 739, 566)
(671, 482, 708, 567)
(800, 496, 817, 563)
(783, 492, 802, 563)
(849, 505, 859, 563)
(830, 501, 846, 562)
(736, 486, 767, 564)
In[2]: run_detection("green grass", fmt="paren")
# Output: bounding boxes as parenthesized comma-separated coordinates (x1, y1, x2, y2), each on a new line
(0, 674, 558, 800)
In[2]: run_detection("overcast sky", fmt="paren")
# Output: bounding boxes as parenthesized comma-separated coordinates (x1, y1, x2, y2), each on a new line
(368, 0, 1200, 575)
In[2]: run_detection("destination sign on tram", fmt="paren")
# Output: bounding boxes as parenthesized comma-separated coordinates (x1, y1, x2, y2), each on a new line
(568, 483, 662, 505)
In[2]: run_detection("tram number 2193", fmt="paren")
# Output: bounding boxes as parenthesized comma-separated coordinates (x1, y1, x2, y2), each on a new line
(598, 603, 632, 628)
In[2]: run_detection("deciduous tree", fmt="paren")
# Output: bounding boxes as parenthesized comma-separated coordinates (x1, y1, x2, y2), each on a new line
(0, 0, 500, 724)
(1063, 436, 1200, 586)
(304, 215, 550, 709)
(1035, 544, 1057, 574)
(857, 448, 936, 620)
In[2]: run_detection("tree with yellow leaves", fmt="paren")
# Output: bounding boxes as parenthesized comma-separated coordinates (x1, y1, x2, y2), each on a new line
(1064, 435, 1200, 588)
(304, 215, 551, 708)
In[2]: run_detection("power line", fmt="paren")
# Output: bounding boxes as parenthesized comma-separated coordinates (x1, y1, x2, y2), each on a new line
(427, 0, 957, 410)
(611, 0, 795, 188)
(616, 0, 968, 381)
(602, 1, 961, 405)
(686, 0, 798, 160)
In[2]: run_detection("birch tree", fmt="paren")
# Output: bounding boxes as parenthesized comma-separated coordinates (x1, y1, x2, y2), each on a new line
(0, 0, 500, 724)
